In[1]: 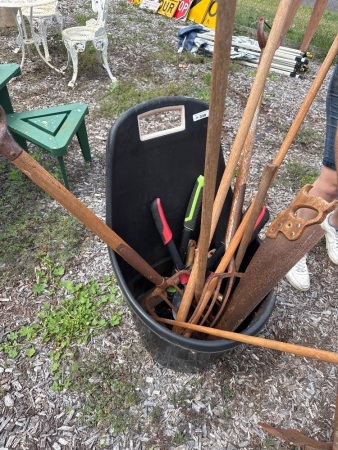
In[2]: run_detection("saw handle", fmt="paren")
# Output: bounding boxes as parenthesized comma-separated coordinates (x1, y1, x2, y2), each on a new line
(267, 184, 338, 240)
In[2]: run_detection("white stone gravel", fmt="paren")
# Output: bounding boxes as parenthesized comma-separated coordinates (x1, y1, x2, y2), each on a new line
(1, 1, 338, 449)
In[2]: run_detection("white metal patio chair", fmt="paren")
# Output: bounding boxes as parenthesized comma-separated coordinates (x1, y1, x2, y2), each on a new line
(61, 0, 116, 87)
(20, 1, 63, 62)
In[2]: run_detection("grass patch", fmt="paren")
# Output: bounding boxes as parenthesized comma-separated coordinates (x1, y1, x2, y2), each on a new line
(294, 127, 323, 147)
(285, 160, 318, 190)
(99, 76, 211, 117)
(0, 263, 123, 391)
(67, 354, 141, 432)
(235, 0, 337, 56)
(0, 154, 88, 284)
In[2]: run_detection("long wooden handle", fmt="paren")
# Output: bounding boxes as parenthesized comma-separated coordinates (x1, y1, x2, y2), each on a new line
(234, 163, 278, 269)
(209, 0, 295, 243)
(193, 0, 237, 300)
(186, 164, 277, 332)
(300, 0, 328, 52)
(159, 318, 338, 365)
(0, 109, 166, 288)
(280, 0, 302, 40)
(173, 0, 237, 332)
(225, 17, 266, 248)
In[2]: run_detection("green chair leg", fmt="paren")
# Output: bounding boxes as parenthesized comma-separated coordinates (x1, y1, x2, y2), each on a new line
(11, 131, 28, 151)
(0, 86, 14, 114)
(57, 156, 70, 190)
(76, 120, 92, 162)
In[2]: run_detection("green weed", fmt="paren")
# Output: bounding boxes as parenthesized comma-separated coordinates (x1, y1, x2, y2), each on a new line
(285, 161, 318, 190)
(294, 127, 323, 147)
(222, 383, 235, 399)
(0, 258, 123, 391)
(173, 431, 189, 445)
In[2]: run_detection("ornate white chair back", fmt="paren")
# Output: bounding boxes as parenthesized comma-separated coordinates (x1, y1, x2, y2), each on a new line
(91, 0, 108, 26)
(61, 0, 116, 87)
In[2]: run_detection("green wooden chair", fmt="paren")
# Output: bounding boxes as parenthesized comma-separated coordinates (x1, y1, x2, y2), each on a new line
(0, 63, 21, 114)
(6, 102, 92, 190)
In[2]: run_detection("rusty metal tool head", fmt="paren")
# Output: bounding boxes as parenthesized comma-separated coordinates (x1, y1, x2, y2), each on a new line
(259, 383, 338, 449)
(259, 422, 332, 449)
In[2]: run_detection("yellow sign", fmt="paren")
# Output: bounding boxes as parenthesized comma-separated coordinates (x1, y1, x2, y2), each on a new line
(187, 0, 212, 24)
(158, 0, 180, 17)
(202, 0, 217, 29)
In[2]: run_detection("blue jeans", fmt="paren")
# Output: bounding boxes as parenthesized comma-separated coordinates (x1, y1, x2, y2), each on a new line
(323, 64, 338, 170)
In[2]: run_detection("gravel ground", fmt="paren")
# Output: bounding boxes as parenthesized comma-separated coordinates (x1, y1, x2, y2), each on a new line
(1, 1, 338, 449)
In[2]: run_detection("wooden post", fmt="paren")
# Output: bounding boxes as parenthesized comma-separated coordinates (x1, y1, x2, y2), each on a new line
(0, 8, 18, 28)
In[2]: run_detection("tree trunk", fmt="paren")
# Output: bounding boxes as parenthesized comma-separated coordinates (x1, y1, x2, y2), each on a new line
(0, 8, 18, 28)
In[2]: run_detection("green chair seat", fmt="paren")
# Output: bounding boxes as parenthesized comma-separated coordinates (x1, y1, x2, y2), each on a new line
(6, 102, 91, 190)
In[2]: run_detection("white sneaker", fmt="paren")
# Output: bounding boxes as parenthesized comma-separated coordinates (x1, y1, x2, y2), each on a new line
(321, 212, 338, 265)
(285, 255, 310, 291)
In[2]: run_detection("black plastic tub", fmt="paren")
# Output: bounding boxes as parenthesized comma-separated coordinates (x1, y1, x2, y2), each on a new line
(106, 97, 276, 371)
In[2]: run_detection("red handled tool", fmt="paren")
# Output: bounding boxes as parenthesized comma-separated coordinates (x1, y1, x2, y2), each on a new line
(150, 198, 189, 286)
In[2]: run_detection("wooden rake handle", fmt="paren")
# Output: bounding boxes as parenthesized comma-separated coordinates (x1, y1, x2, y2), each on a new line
(273, 34, 338, 170)
(209, 0, 296, 243)
(173, 0, 237, 332)
(0, 106, 167, 289)
(159, 318, 338, 365)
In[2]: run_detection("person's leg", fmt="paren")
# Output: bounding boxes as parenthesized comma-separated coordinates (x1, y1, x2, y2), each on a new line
(286, 65, 338, 290)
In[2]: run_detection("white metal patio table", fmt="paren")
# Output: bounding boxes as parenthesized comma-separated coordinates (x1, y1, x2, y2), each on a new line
(1, 0, 63, 73)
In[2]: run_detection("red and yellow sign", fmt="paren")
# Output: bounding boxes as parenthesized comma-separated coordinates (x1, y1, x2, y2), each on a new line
(173, 0, 194, 20)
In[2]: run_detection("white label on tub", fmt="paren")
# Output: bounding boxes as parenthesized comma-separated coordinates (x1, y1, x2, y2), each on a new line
(193, 110, 209, 121)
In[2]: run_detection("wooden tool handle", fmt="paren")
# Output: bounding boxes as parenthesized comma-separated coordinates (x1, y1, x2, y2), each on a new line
(173, 0, 237, 332)
(300, 0, 329, 52)
(210, 0, 295, 243)
(0, 107, 166, 288)
(272, 34, 338, 170)
(159, 318, 338, 365)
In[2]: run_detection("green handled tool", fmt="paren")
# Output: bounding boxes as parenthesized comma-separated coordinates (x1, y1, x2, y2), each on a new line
(179, 175, 204, 262)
